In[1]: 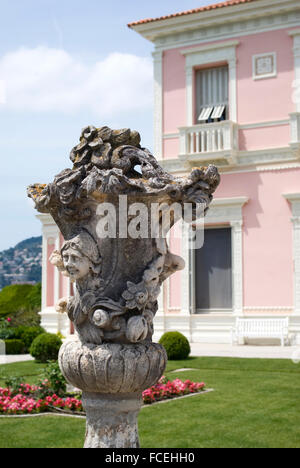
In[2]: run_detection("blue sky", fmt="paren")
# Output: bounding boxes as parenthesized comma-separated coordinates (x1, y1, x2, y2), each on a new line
(0, 0, 217, 251)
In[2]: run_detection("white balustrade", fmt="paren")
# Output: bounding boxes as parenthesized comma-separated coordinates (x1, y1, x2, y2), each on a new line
(179, 121, 237, 159)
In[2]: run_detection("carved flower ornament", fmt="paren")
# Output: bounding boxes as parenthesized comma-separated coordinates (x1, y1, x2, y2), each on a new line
(122, 282, 149, 310)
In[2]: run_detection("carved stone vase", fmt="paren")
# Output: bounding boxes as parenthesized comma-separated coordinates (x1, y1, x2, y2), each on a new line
(28, 125, 219, 448)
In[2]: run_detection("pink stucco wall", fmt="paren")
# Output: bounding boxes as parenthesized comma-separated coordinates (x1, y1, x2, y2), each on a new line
(163, 48, 186, 135)
(163, 138, 180, 160)
(215, 168, 298, 308)
(239, 125, 291, 151)
(162, 28, 295, 158)
(167, 168, 297, 311)
(236, 29, 295, 124)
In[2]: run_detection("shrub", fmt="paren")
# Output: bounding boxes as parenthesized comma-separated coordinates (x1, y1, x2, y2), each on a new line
(30, 333, 62, 363)
(0, 318, 15, 340)
(37, 361, 67, 398)
(0, 283, 41, 326)
(4, 339, 25, 355)
(3, 376, 24, 394)
(159, 331, 191, 360)
(0, 284, 41, 317)
(14, 326, 45, 352)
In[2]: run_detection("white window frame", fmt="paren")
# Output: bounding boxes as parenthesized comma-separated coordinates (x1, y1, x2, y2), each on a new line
(181, 40, 239, 126)
(180, 196, 248, 316)
(283, 193, 300, 316)
(196, 66, 229, 122)
(194, 225, 233, 314)
(288, 29, 300, 113)
(152, 50, 163, 159)
(252, 52, 277, 81)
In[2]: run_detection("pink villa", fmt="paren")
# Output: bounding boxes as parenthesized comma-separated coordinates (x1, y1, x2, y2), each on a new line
(38, 0, 300, 344)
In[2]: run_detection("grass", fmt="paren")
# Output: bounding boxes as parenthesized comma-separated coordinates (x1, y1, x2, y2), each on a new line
(0, 356, 299, 448)
(0, 360, 46, 386)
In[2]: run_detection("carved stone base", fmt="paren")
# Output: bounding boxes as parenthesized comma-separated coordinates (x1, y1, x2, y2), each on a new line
(58, 338, 167, 448)
(83, 392, 142, 448)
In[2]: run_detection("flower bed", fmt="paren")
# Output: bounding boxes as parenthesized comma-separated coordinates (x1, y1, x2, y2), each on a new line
(0, 384, 83, 415)
(0, 377, 205, 415)
(142, 376, 206, 405)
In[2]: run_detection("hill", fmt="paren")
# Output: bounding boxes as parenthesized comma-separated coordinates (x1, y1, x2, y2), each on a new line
(0, 237, 42, 290)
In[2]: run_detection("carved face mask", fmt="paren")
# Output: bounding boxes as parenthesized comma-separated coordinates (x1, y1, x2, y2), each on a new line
(62, 247, 91, 281)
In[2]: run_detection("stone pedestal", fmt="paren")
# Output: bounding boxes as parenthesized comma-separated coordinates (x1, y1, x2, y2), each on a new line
(83, 393, 142, 448)
(59, 338, 167, 448)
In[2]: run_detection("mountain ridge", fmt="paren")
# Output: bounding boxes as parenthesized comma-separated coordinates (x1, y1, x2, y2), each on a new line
(0, 236, 42, 290)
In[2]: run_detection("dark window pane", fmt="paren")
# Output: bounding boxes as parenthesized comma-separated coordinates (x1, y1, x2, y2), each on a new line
(195, 228, 232, 310)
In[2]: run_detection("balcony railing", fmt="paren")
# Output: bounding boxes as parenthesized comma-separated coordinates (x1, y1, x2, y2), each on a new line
(179, 121, 238, 164)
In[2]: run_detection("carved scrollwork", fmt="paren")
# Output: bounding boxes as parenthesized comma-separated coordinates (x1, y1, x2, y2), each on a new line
(28, 125, 220, 346)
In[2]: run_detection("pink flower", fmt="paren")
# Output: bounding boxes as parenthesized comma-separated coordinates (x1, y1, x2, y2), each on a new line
(6, 318, 11, 322)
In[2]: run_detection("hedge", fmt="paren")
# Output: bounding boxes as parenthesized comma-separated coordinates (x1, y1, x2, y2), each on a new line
(159, 331, 191, 360)
(4, 339, 25, 355)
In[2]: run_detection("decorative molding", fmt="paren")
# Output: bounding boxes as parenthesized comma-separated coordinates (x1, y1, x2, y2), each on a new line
(178, 121, 238, 165)
(252, 52, 277, 80)
(244, 306, 293, 312)
(204, 197, 249, 226)
(289, 29, 300, 112)
(180, 40, 240, 56)
(239, 119, 289, 130)
(157, 286, 164, 316)
(182, 41, 238, 125)
(158, 153, 300, 176)
(147, 4, 300, 52)
(187, 197, 248, 317)
(195, 309, 232, 315)
(163, 119, 290, 138)
(283, 193, 300, 315)
(180, 222, 193, 317)
(290, 113, 300, 144)
(39, 307, 70, 336)
(36, 213, 56, 226)
(163, 132, 180, 139)
(152, 50, 163, 159)
(36, 214, 60, 312)
(288, 28, 300, 37)
(237, 147, 299, 167)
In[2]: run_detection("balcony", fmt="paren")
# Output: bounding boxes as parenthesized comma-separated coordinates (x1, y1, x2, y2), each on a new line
(178, 121, 238, 165)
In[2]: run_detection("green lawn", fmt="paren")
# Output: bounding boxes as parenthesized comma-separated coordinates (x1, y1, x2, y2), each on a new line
(0, 360, 46, 387)
(0, 357, 299, 448)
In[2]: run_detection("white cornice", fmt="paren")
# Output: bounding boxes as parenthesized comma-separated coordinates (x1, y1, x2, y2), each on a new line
(36, 213, 55, 225)
(131, 0, 300, 44)
(288, 28, 300, 36)
(283, 193, 300, 202)
(211, 197, 249, 208)
(158, 148, 300, 175)
(180, 40, 240, 56)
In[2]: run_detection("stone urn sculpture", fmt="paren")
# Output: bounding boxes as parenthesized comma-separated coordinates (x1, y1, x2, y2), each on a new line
(28, 125, 219, 448)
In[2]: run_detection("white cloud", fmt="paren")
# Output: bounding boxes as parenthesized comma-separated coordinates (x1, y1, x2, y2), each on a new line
(0, 46, 153, 116)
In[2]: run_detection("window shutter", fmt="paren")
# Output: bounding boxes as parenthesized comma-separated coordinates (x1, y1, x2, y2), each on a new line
(196, 66, 229, 122)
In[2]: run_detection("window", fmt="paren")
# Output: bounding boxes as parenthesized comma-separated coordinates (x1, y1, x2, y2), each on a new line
(195, 227, 232, 311)
(196, 66, 229, 124)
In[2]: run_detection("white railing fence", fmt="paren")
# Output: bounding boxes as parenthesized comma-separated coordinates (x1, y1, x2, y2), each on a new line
(179, 121, 238, 157)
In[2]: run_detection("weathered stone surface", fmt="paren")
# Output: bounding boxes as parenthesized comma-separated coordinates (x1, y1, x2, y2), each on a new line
(83, 392, 142, 448)
(28, 126, 219, 347)
(59, 339, 167, 394)
(28, 125, 219, 448)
